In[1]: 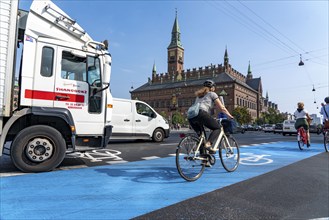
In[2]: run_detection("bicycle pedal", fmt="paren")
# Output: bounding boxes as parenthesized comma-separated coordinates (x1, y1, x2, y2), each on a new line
(206, 154, 216, 165)
(202, 162, 212, 167)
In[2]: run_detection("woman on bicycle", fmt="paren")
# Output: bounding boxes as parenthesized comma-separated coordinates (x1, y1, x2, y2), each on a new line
(294, 102, 312, 147)
(188, 80, 234, 153)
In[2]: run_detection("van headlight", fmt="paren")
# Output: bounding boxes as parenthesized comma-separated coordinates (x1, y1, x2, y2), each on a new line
(163, 117, 169, 124)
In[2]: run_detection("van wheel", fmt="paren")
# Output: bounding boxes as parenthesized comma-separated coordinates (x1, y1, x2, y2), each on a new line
(10, 125, 66, 173)
(152, 128, 164, 142)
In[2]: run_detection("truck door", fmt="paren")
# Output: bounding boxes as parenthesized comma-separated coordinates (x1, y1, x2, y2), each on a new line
(134, 102, 157, 136)
(53, 48, 105, 135)
(26, 42, 57, 107)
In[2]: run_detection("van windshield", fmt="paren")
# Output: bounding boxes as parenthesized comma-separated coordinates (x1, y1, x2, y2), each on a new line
(136, 102, 155, 118)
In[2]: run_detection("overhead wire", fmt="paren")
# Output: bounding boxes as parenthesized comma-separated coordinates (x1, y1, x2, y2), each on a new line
(237, 0, 305, 54)
(205, 0, 328, 103)
(237, 0, 329, 66)
(223, 0, 300, 55)
(206, 0, 328, 69)
(204, 0, 295, 55)
(254, 51, 328, 68)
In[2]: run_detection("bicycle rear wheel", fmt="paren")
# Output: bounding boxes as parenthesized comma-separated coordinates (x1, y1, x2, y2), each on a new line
(297, 132, 304, 150)
(324, 131, 329, 152)
(219, 136, 240, 172)
(176, 135, 205, 181)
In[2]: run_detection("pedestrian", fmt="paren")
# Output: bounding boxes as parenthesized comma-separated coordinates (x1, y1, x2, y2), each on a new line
(294, 102, 312, 147)
(188, 80, 234, 153)
(320, 97, 329, 128)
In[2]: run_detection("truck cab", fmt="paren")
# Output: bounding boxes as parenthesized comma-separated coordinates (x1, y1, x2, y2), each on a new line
(0, 0, 113, 172)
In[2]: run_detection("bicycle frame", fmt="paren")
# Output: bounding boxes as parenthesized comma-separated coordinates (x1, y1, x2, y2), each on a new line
(297, 127, 307, 144)
(190, 126, 231, 160)
(176, 122, 240, 181)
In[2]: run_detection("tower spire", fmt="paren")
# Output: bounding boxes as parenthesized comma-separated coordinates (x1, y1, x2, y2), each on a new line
(247, 61, 253, 79)
(152, 61, 157, 76)
(168, 10, 183, 49)
(224, 46, 229, 67)
(167, 10, 184, 74)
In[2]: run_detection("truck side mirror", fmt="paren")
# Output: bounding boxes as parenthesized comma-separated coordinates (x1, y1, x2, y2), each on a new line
(103, 54, 111, 85)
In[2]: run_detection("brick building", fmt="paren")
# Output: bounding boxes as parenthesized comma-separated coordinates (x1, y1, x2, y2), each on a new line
(130, 13, 278, 122)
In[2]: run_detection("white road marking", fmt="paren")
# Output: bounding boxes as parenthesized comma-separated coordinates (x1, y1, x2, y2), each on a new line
(160, 143, 178, 146)
(142, 156, 160, 160)
(0, 172, 26, 177)
(106, 160, 128, 164)
(240, 153, 273, 165)
(59, 165, 88, 170)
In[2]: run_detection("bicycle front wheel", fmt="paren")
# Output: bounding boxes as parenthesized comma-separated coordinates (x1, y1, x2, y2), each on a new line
(219, 136, 240, 172)
(176, 135, 205, 181)
(324, 131, 329, 152)
(297, 133, 304, 150)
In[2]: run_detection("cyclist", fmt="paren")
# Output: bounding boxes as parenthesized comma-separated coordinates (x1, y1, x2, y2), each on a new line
(320, 97, 329, 129)
(294, 102, 312, 147)
(188, 80, 234, 153)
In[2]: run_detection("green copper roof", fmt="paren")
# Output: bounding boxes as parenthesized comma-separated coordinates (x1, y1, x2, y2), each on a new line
(168, 12, 183, 49)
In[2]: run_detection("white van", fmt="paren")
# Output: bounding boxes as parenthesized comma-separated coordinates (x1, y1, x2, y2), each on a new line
(110, 98, 170, 142)
(282, 120, 297, 136)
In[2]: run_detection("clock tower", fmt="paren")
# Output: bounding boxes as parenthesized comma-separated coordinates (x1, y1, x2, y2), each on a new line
(167, 11, 184, 74)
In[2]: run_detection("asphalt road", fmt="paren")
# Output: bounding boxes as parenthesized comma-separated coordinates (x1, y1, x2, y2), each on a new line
(134, 152, 328, 220)
(0, 130, 326, 175)
(1, 131, 328, 219)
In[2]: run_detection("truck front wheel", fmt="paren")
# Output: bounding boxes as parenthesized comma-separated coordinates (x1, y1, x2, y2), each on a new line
(10, 125, 66, 172)
(152, 128, 164, 142)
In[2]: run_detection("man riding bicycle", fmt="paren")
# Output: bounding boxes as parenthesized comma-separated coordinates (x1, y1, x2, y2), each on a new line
(188, 80, 234, 153)
(294, 102, 312, 147)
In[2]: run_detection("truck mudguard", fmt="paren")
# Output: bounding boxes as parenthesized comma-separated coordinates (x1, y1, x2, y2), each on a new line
(0, 107, 76, 156)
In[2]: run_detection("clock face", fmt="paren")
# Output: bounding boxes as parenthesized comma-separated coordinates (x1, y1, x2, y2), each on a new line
(169, 51, 175, 56)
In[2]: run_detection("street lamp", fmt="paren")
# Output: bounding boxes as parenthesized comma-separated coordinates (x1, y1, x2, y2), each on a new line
(298, 54, 304, 66)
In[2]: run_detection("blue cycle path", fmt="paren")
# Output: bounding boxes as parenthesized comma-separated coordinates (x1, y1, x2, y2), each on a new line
(0, 142, 324, 219)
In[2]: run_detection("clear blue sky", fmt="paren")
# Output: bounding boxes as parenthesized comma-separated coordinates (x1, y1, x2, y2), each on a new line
(19, 0, 329, 116)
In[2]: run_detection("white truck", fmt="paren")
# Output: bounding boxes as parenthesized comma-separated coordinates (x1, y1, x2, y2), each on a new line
(111, 98, 170, 142)
(0, 0, 113, 172)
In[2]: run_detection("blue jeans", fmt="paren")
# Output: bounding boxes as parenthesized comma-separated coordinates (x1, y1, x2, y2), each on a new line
(188, 110, 221, 144)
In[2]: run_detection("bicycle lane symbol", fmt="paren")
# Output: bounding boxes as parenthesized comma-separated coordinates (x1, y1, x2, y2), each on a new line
(240, 152, 273, 166)
(68, 149, 124, 162)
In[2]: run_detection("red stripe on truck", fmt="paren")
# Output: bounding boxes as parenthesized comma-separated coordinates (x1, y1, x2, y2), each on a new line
(25, 89, 85, 103)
